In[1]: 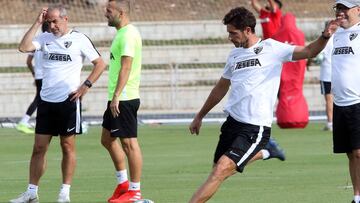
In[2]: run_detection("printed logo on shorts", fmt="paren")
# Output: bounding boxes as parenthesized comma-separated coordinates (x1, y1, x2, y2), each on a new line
(67, 127, 75, 132)
(229, 151, 240, 157)
(111, 129, 119, 133)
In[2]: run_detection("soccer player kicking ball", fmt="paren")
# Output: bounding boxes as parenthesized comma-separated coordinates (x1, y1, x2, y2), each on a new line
(102, 1, 143, 203)
(188, 7, 338, 203)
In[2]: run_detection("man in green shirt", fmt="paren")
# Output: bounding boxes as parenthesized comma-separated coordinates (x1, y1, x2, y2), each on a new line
(102, 1, 143, 202)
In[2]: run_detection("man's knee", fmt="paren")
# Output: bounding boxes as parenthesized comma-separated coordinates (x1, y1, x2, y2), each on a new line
(32, 143, 48, 155)
(120, 138, 139, 153)
(60, 139, 75, 154)
(212, 157, 236, 180)
(353, 150, 360, 159)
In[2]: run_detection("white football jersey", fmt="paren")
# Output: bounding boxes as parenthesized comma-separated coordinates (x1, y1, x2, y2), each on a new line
(331, 23, 360, 106)
(29, 50, 44, 79)
(222, 39, 295, 127)
(319, 35, 333, 82)
(33, 30, 100, 102)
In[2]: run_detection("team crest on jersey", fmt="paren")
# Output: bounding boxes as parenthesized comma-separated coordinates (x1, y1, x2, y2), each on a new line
(349, 33, 358, 41)
(64, 41, 72, 48)
(254, 46, 263, 54)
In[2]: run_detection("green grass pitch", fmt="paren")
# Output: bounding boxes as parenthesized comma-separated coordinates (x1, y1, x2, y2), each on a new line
(0, 123, 353, 203)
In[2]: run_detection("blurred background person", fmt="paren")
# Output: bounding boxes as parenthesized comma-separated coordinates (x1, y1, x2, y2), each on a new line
(251, 0, 282, 39)
(316, 21, 334, 132)
(16, 22, 50, 134)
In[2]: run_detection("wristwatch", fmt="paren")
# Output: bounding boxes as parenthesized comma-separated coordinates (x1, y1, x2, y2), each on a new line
(84, 79, 92, 88)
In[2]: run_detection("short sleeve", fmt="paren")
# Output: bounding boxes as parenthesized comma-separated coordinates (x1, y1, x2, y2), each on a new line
(120, 35, 136, 58)
(80, 34, 100, 62)
(271, 39, 296, 62)
(222, 57, 232, 79)
(32, 33, 46, 50)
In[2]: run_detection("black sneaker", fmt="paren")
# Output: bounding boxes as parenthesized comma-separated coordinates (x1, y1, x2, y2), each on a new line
(351, 200, 355, 203)
(264, 137, 286, 161)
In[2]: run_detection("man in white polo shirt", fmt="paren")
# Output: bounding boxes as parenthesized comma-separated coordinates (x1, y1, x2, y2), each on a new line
(331, 1, 360, 202)
(10, 5, 106, 203)
(188, 6, 337, 203)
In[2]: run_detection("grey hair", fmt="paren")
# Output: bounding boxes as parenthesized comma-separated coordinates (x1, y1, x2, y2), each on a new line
(48, 4, 67, 18)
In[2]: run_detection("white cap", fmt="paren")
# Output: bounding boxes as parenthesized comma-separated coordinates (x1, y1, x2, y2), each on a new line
(336, 0, 360, 8)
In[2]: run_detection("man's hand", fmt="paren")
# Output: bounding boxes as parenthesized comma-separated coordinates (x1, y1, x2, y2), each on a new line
(37, 7, 48, 24)
(70, 84, 89, 101)
(110, 96, 120, 118)
(189, 115, 202, 135)
(323, 19, 339, 38)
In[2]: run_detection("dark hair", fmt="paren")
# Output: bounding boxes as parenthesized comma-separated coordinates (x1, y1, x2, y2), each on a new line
(275, 0, 282, 9)
(41, 21, 49, 33)
(223, 7, 256, 33)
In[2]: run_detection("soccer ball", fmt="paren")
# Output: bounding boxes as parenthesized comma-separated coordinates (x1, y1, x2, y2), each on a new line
(134, 199, 154, 203)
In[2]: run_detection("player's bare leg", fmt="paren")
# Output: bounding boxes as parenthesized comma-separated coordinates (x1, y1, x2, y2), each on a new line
(348, 150, 360, 197)
(60, 135, 76, 185)
(189, 155, 236, 203)
(120, 138, 142, 182)
(101, 128, 127, 170)
(29, 134, 52, 185)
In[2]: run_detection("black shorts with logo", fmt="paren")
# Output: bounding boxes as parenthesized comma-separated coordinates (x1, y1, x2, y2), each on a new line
(102, 99, 140, 138)
(320, 81, 331, 95)
(333, 103, 360, 153)
(214, 116, 271, 173)
(35, 96, 82, 136)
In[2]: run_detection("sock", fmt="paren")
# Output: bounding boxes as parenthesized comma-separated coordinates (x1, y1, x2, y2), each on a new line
(20, 115, 31, 125)
(327, 122, 333, 127)
(60, 184, 71, 195)
(354, 195, 360, 203)
(129, 182, 140, 191)
(261, 149, 270, 160)
(27, 184, 38, 196)
(116, 170, 128, 184)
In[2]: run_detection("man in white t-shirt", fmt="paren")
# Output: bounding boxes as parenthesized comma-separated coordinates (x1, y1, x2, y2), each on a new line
(10, 5, 106, 203)
(188, 7, 337, 203)
(331, 1, 360, 203)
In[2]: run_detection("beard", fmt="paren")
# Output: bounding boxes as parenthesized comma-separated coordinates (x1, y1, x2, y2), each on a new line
(107, 17, 121, 27)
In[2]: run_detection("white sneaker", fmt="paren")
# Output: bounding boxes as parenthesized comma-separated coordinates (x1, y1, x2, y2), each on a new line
(323, 124, 333, 131)
(57, 192, 70, 203)
(9, 192, 39, 203)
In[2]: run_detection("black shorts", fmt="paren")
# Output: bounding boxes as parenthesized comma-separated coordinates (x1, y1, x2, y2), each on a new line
(35, 96, 82, 136)
(333, 103, 360, 153)
(214, 116, 270, 173)
(320, 81, 331, 95)
(102, 99, 140, 138)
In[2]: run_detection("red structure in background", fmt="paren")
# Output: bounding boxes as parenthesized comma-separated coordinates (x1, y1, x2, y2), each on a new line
(272, 13, 309, 128)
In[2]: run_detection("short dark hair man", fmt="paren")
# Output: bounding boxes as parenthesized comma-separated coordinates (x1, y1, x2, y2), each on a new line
(101, 1, 144, 203)
(188, 6, 337, 203)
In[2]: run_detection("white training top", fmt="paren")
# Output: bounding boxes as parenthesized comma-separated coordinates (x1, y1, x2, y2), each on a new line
(29, 50, 44, 79)
(331, 23, 360, 106)
(222, 39, 295, 127)
(319, 35, 333, 82)
(33, 30, 100, 102)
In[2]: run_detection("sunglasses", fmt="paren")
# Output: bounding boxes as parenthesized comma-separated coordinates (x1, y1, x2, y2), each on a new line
(332, 4, 358, 12)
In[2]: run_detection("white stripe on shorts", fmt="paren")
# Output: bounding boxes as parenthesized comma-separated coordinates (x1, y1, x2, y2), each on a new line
(236, 126, 264, 166)
(75, 99, 81, 133)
